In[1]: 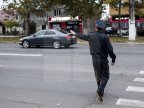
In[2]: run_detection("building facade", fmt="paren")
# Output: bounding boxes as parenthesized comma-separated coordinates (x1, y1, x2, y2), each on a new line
(30, 5, 83, 33)
(109, 0, 144, 29)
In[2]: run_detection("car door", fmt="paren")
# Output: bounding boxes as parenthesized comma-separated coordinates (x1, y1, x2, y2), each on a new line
(30, 30, 45, 46)
(43, 30, 56, 46)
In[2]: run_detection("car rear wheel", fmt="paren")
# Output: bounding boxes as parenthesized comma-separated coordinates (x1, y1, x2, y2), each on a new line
(53, 40, 61, 49)
(22, 40, 30, 48)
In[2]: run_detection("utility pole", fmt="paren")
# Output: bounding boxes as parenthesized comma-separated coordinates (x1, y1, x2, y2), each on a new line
(129, 0, 136, 41)
(45, 11, 49, 29)
(118, 0, 122, 36)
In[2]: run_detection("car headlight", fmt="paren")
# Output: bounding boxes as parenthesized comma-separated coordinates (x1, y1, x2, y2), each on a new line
(19, 38, 23, 41)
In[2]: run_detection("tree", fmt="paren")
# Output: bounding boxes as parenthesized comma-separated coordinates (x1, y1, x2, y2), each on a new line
(3, 0, 116, 34)
(3, 20, 19, 34)
(31, 0, 105, 33)
(2, 0, 45, 36)
(135, 0, 144, 18)
(29, 21, 36, 34)
(3, 0, 64, 35)
(104, 0, 144, 18)
(58, 0, 104, 33)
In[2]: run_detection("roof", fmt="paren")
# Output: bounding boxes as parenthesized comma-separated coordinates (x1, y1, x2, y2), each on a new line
(0, 10, 15, 22)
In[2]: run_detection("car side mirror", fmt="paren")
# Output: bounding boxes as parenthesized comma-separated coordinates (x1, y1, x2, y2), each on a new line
(33, 34, 36, 37)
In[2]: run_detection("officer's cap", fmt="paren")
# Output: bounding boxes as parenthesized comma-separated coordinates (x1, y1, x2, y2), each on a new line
(95, 19, 106, 29)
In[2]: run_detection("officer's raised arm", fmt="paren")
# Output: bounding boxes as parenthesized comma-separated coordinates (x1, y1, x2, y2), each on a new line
(70, 30, 90, 41)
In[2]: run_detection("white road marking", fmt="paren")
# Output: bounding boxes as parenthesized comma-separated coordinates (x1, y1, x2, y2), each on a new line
(140, 71, 144, 74)
(0, 53, 42, 57)
(126, 86, 144, 92)
(134, 77, 144, 82)
(0, 65, 3, 67)
(116, 98, 144, 107)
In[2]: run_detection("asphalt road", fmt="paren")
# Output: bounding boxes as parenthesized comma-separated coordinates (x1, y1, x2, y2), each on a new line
(0, 43, 144, 108)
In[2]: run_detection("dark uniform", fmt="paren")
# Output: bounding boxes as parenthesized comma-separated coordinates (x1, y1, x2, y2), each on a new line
(75, 20, 116, 102)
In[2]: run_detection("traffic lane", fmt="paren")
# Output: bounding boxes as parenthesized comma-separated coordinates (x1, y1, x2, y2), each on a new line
(1, 43, 144, 91)
(0, 56, 96, 108)
(112, 43, 144, 76)
(0, 51, 96, 108)
(0, 43, 81, 54)
(0, 43, 144, 108)
(0, 44, 93, 81)
(1, 42, 144, 82)
(0, 52, 95, 86)
(0, 86, 92, 108)
(0, 50, 93, 76)
(0, 43, 96, 91)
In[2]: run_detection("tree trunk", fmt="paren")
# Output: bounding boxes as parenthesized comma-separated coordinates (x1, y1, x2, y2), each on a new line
(87, 17, 96, 33)
(83, 6, 102, 34)
(25, 20, 29, 36)
(24, 14, 30, 36)
(10, 27, 12, 33)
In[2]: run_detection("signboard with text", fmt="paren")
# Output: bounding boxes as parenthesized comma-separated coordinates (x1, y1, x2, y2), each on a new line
(111, 15, 140, 22)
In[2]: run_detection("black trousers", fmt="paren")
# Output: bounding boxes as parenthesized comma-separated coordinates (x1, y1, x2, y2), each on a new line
(92, 55, 110, 96)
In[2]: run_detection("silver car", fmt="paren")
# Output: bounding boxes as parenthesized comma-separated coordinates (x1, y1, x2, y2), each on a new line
(19, 29, 77, 49)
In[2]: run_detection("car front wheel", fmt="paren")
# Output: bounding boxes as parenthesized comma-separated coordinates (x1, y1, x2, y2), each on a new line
(53, 40, 61, 49)
(22, 40, 30, 48)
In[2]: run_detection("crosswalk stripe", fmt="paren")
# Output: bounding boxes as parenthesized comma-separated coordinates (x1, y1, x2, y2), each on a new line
(126, 86, 144, 92)
(116, 98, 144, 107)
(140, 71, 144, 74)
(134, 77, 144, 82)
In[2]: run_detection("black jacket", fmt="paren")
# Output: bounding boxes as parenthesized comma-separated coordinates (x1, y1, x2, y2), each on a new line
(77, 31, 116, 63)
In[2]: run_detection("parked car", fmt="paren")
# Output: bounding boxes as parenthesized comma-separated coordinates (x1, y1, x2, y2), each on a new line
(137, 27, 144, 36)
(137, 23, 144, 36)
(19, 29, 77, 49)
(105, 27, 117, 35)
(117, 27, 129, 35)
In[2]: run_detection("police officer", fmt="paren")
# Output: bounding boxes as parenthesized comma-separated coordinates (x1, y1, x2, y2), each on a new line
(70, 19, 116, 102)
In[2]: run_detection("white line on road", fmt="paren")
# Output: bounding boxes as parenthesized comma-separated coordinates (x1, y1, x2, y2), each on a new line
(126, 86, 144, 92)
(0, 53, 42, 57)
(134, 77, 144, 82)
(0, 65, 3, 67)
(116, 98, 144, 107)
(140, 71, 144, 74)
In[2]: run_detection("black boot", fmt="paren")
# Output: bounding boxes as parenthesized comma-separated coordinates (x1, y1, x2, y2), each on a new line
(96, 91, 103, 103)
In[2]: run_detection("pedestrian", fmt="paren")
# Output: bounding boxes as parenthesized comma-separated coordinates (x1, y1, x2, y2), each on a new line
(70, 19, 116, 103)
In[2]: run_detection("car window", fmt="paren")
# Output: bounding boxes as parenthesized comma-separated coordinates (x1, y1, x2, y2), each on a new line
(34, 31, 45, 37)
(106, 27, 112, 30)
(58, 29, 69, 34)
(45, 31, 56, 35)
